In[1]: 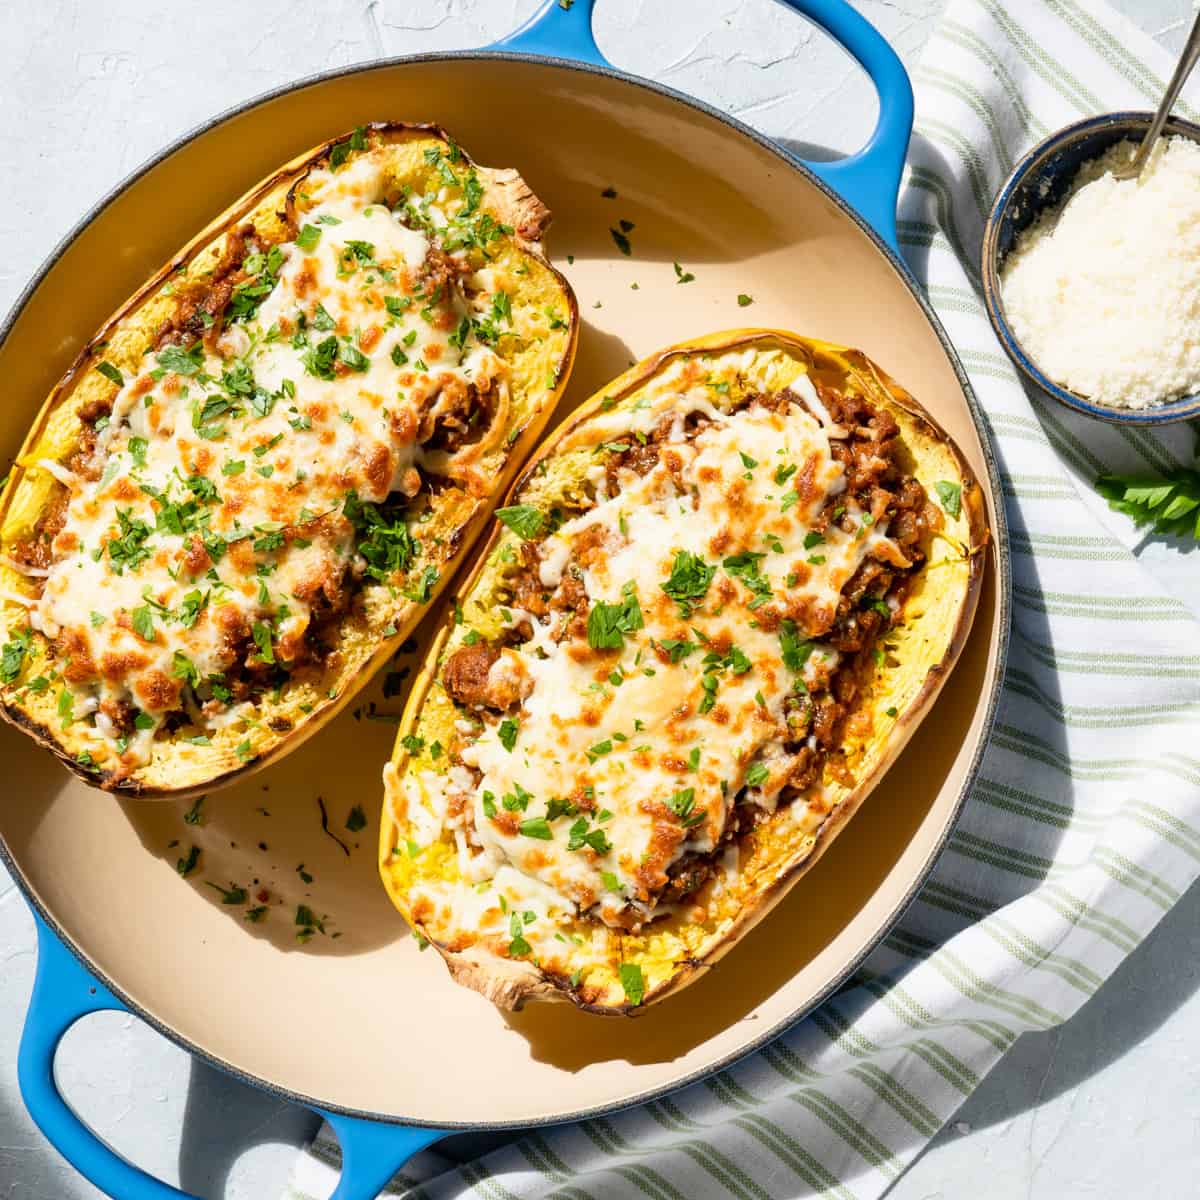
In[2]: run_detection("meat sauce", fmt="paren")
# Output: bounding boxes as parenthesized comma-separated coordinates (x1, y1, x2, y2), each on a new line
(440, 382, 941, 916)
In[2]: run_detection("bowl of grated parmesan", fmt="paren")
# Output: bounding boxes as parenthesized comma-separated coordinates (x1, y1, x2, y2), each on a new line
(982, 111, 1200, 423)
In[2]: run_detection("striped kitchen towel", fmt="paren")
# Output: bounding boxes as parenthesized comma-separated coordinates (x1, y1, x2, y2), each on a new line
(289, 1, 1200, 1195)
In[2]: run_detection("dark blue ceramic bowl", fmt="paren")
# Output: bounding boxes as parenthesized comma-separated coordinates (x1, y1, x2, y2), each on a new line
(981, 111, 1200, 425)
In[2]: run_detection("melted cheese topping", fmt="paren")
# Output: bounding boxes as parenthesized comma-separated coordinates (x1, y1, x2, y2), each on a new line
(32, 152, 512, 762)
(404, 365, 905, 954)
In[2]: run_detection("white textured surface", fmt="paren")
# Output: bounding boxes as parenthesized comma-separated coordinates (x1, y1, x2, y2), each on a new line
(1, 2, 1196, 1197)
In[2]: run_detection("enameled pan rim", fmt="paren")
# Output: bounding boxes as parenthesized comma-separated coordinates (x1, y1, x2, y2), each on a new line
(0, 48, 1012, 1130)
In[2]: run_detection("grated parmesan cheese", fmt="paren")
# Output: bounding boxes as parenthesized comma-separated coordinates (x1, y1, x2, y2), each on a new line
(1000, 135, 1200, 409)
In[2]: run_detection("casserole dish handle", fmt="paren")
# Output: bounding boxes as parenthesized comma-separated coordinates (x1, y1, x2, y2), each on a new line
(19, 912, 445, 1199)
(493, 0, 914, 252)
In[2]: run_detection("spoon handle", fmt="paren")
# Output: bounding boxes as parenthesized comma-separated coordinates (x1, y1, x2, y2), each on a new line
(1124, 9, 1200, 177)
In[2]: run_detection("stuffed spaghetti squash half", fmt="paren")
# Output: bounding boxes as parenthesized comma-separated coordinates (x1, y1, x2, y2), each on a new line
(0, 122, 577, 797)
(380, 330, 986, 1013)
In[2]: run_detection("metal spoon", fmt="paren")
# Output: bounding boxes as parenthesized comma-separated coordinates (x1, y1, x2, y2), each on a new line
(1114, 9, 1200, 179)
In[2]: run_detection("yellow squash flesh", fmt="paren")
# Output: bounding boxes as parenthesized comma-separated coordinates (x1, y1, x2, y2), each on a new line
(379, 330, 988, 1014)
(0, 123, 578, 797)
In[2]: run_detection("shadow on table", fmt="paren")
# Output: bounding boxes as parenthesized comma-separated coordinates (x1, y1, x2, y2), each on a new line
(888, 873, 1200, 1192)
(173, 1060, 521, 1196)
(176, 1061, 319, 1198)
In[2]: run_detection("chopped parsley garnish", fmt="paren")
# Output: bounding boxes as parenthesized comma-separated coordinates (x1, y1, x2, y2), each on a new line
(343, 491, 418, 582)
(402, 565, 439, 604)
(722, 551, 772, 605)
(661, 550, 715, 616)
(176, 845, 199, 877)
(666, 787, 696, 819)
(586, 738, 613, 762)
(183, 796, 204, 825)
(508, 912, 532, 957)
(502, 783, 534, 812)
(131, 604, 155, 642)
(498, 718, 519, 752)
(96, 361, 124, 385)
(779, 619, 814, 674)
(206, 882, 248, 905)
(567, 818, 611, 854)
(192, 395, 234, 440)
(172, 650, 200, 688)
(302, 335, 340, 380)
(935, 480, 962, 518)
(619, 962, 646, 1006)
(518, 817, 553, 840)
(495, 505, 545, 540)
(726, 645, 752, 674)
(295, 904, 326, 939)
(251, 620, 275, 665)
(0, 628, 33, 684)
(310, 302, 337, 333)
(328, 125, 367, 169)
(673, 261, 695, 284)
(346, 805, 368, 833)
(107, 509, 153, 574)
(295, 224, 322, 252)
(156, 342, 204, 377)
(737, 293, 754, 307)
(338, 340, 370, 372)
(176, 590, 208, 628)
(586, 582, 644, 650)
(659, 637, 698, 663)
(609, 226, 632, 256)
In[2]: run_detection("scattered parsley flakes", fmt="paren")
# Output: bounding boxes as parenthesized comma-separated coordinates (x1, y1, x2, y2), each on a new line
(206, 882, 248, 905)
(934, 480, 962, 518)
(295, 224, 322, 252)
(610, 226, 632, 256)
(519, 817, 553, 840)
(495, 504, 545, 540)
(661, 550, 715, 616)
(586, 583, 644, 650)
(498, 717, 520, 752)
(131, 604, 156, 643)
(618, 962, 646, 1006)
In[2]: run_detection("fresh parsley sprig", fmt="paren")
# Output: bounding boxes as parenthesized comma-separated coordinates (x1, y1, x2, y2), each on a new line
(1095, 468, 1200, 538)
